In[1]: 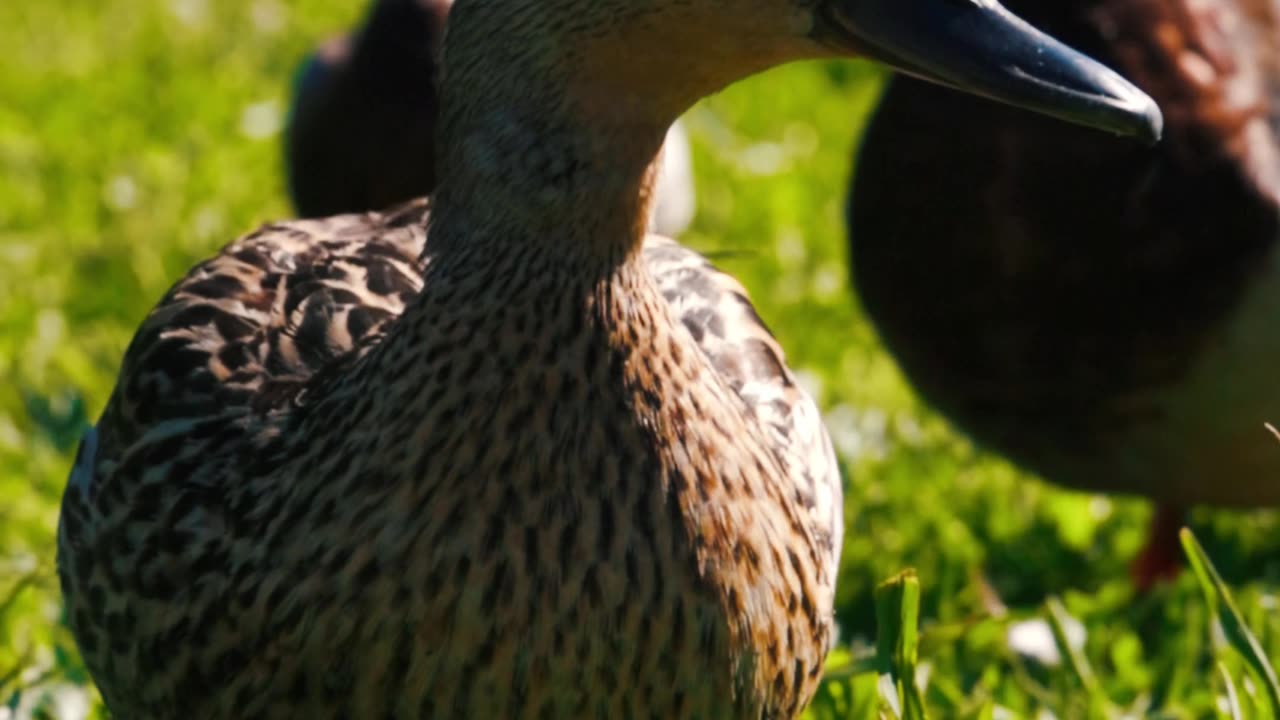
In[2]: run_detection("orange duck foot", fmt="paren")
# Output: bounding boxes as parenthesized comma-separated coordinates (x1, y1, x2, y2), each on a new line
(1131, 504, 1187, 592)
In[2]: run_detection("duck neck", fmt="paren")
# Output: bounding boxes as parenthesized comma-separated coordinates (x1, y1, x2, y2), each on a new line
(429, 57, 694, 273)
(427, 100, 671, 274)
(423, 0, 795, 273)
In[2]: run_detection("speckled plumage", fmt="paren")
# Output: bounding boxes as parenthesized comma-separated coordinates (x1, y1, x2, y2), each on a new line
(59, 186, 840, 717)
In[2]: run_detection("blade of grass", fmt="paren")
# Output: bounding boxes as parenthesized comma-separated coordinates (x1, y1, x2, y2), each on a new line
(1180, 528, 1280, 716)
(1045, 596, 1112, 717)
(875, 569, 928, 720)
(1218, 661, 1243, 720)
(820, 647, 881, 681)
(0, 571, 39, 621)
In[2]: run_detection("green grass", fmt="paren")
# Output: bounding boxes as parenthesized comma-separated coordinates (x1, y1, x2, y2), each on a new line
(2, 1, 1280, 717)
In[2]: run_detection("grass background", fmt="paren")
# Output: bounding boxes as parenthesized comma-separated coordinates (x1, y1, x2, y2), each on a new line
(2, 0, 1279, 717)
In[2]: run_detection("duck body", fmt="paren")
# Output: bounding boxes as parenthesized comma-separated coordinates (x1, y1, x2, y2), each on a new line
(849, 0, 1280, 507)
(59, 199, 841, 717)
(57, 0, 1161, 714)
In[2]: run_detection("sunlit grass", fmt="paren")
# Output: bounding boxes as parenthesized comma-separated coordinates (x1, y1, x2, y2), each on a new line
(3, 1, 1280, 717)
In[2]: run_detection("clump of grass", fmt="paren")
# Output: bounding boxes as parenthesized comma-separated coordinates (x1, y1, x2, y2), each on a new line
(808, 530, 1280, 719)
(1182, 529, 1280, 718)
(874, 569, 928, 719)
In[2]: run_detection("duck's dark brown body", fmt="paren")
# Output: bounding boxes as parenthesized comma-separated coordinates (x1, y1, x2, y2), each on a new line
(849, 0, 1280, 508)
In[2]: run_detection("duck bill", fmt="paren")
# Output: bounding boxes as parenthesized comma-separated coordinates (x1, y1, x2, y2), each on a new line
(818, 0, 1163, 144)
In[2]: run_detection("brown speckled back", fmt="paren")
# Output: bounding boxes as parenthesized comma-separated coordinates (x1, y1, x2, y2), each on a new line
(58, 198, 841, 717)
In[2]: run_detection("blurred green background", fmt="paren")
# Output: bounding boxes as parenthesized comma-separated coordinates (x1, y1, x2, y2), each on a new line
(2, 1, 1279, 717)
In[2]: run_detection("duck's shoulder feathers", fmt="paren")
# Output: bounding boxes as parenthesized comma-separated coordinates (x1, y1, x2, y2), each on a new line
(645, 236, 842, 576)
(94, 199, 430, 463)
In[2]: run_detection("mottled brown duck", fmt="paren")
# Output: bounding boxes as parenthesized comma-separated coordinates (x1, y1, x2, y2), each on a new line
(848, 0, 1280, 587)
(287, 0, 696, 234)
(56, 0, 1160, 715)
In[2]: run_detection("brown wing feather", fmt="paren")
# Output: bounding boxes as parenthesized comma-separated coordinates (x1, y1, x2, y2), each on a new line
(93, 200, 429, 463)
(72, 205, 840, 584)
(644, 235, 843, 582)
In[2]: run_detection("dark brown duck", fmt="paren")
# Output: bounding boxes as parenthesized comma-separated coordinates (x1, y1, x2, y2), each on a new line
(286, 0, 450, 218)
(848, 0, 1280, 585)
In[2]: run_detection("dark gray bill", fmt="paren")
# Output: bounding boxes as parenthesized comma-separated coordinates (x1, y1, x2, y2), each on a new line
(818, 0, 1163, 144)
